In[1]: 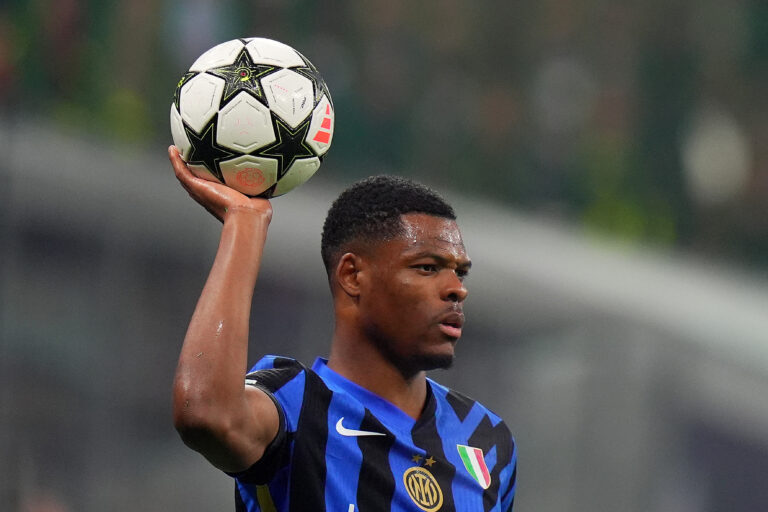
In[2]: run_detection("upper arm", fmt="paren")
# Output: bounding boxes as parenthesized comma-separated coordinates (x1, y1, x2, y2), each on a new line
(176, 384, 282, 473)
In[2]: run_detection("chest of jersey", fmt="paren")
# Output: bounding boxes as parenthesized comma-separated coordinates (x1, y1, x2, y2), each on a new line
(236, 357, 515, 512)
(292, 376, 503, 511)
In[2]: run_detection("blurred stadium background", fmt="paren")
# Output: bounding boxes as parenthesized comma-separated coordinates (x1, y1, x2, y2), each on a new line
(2, 1, 768, 510)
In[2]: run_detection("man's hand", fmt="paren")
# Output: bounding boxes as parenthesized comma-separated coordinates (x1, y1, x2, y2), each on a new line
(168, 146, 272, 223)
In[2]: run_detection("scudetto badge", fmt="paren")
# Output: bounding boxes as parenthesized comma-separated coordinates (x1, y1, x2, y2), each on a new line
(403, 466, 443, 511)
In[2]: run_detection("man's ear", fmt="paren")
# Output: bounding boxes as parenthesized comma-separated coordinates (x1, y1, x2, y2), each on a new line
(335, 252, 365, 298)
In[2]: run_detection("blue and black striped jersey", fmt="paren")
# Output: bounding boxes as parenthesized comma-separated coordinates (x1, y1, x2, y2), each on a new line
(230, 356, 517, 511)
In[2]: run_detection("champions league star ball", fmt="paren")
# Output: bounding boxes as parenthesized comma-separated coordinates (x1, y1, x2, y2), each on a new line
(170, 37, 334, 197)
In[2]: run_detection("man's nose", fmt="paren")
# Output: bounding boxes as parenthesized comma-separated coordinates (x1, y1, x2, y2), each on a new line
(442, 272, 468, 303)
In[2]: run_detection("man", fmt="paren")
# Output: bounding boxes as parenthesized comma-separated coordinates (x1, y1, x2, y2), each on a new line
(169, 146, 517, 511)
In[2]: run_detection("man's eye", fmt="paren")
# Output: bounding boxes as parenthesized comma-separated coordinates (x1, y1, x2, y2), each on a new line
(417, 264, 437, 272)
(456, 269, 469, 280)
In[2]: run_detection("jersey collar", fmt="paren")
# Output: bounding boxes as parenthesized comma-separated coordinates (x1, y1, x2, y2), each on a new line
(312, 357, 438, 433)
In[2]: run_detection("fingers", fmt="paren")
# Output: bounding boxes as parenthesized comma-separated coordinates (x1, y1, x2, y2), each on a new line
(167, 145, 272, 224)
(168, 146, 202, 198)
(168, 146, 215, 197)
(168, 146, 223, 220)
(168, 146, 197, 185)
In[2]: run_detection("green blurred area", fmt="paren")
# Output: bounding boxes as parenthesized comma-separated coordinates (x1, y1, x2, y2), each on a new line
(4, 0, 767, 269)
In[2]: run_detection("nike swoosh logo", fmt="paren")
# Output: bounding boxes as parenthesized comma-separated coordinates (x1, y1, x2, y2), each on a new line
(335, 417, 386, 437)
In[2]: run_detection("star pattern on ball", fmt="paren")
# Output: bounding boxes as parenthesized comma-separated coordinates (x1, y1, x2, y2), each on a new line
(174, 71, 198, 110)
(184, 120, 235, 182)
(293, 59, 332, 105)
(208, 49, 277, 104)
(259, 117, 315, 177)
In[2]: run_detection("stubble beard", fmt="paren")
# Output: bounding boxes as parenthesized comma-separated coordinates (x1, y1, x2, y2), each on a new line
(412, 352, 455, 373)
(367, 327, 456, 380)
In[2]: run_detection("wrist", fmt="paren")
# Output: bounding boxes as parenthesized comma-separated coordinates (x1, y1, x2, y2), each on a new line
(219, 206, 271, 252)
(215, 207, 270, 281)
(223, 205, 273, 227)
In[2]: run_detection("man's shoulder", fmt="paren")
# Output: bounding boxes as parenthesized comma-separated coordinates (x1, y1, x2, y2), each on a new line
(428, 378, 510, 432)
(247, 354, 306, 373)
(245, 355, 309, 392)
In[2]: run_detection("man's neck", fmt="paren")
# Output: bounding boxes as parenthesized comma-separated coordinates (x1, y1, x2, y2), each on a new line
(326, 338, 428, 421)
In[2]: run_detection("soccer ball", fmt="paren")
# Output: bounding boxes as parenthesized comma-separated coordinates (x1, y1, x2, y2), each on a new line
(170, 37, 334, 198)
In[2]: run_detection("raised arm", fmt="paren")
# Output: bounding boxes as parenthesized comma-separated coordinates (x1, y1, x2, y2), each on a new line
(168, 146, 280, 473)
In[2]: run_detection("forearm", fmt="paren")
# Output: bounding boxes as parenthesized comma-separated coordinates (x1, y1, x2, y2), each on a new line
(173, 208, 270, 426)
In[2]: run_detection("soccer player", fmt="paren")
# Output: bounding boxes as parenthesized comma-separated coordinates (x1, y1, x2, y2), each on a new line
(169, 146, 517, 511)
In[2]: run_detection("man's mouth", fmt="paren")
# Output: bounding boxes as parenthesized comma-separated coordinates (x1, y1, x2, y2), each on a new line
(438, 312, 464, 339)
(439, 323, 462, 338)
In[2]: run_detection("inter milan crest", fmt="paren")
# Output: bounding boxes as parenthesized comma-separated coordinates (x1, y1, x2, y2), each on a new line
(404, 460, 444, 511)
(456, 444, 491, 489)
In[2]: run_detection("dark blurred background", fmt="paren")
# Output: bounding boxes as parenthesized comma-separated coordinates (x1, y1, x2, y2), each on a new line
(2, 1, 767, 511)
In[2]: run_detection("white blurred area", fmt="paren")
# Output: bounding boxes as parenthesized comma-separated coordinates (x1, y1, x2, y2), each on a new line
(682, 103, 752, 206)
(2, 117, 767, 512)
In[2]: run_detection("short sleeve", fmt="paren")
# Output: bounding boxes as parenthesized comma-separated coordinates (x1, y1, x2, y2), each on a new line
(226, 384, 289, 484)
(225, 356, 306, 484)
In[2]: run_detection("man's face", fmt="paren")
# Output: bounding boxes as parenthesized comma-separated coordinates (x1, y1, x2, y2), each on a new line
(358, 213, 471, 377)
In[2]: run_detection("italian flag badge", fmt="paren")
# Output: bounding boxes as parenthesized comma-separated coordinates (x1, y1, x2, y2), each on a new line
(456, 444, 491, 489)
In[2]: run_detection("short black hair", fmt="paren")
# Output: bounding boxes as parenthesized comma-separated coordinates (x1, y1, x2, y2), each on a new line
(321, 175, 456, 274)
